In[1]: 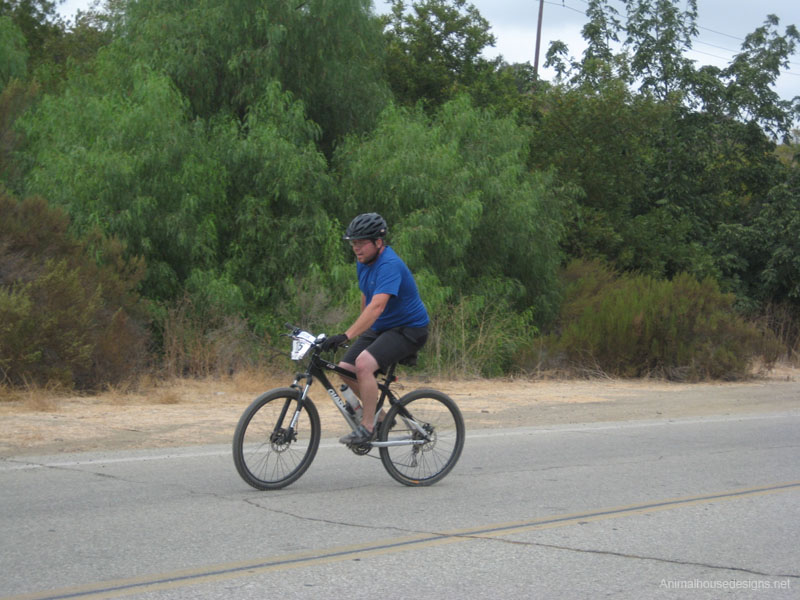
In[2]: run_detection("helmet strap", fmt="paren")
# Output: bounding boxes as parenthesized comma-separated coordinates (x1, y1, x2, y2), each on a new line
(364, 240, 385, 265)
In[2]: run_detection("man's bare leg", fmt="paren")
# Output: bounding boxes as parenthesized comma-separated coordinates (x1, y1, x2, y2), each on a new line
(339, 355, 387, 430)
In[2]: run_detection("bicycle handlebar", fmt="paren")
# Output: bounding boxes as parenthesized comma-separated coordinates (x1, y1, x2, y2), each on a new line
(284, 323, 351, 358)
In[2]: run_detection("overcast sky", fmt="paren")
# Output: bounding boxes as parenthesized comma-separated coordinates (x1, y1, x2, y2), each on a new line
(57, 0, 799, 100)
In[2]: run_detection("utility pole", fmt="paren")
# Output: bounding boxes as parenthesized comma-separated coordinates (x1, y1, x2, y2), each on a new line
(533, 0, 545, 78)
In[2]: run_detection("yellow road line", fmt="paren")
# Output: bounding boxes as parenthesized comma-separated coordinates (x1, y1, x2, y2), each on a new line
(6, 481, 799, 600)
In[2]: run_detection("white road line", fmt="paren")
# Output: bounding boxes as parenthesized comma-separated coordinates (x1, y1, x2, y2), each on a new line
(1, 412, 797, 472)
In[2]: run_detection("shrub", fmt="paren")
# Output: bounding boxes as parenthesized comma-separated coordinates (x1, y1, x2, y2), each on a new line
(425, 294, 536, 378)
(0, 191, 149, 388)
(155, 293, 270, 378)
(758, 301, 800, 364)
(535, 260, 780, 380)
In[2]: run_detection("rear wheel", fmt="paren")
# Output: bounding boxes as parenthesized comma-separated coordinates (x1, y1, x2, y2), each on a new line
(233, 388, 320, 490)
(378, 389, 465, 486)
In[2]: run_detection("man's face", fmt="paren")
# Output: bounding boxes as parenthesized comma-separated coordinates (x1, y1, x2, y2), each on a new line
(350, 239, 381, 263)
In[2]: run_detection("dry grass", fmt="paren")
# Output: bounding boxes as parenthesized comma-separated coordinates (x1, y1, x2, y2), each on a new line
(2, 361, 797, 416)
(228, 367, 292, 394)
(0, 374, 189, 411)
(106, 377, 183, 405)
(0, 381, 65, 412)
(22, 391, 61, 412)
(153, 390, 181, 404)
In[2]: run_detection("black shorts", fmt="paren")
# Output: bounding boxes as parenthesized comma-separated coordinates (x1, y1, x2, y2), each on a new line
(341, 326, 428, 371)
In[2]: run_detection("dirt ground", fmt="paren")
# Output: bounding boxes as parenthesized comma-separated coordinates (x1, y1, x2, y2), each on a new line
(1, 366, 798, 458)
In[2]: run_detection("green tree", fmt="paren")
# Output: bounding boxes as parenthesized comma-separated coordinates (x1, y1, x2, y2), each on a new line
(0, 0, 62, 66)
(466, 59, 544, 125)
(18, 61, 227, 300)
(17, 47, 341, 330)
(547, 0, 627, 89)
(715, 15, 800, 140)
(213, 82, 343, 326)
(335, 96, 565, 321)
(539, 0, 798, 299)
(0, 15, 28, 86)
(118, 0, 388, 151)
(713, 171, 800, 307)
(529, 79, 709, 277)
(116, 0, 284, 119)
(531, 77, 789, 285)
(546, 1, 799, 138)
(0, 16, 30, 186)
(38, 2, 114, 81)
(623, 0, 698, 100)
(775, 130, 799, 166)
(278, 0, 390, 151)
(383, 0, 498, 109)
(0, 78, 38, 187)
(582, 0, 621, 66)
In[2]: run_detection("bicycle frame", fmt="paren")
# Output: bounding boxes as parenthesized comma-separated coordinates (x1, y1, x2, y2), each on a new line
(289, 345, 430, 448)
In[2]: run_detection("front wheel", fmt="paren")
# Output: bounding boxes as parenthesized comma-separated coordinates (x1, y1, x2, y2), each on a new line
(233, 387, 320, 490)
(378, 388, 465, 486)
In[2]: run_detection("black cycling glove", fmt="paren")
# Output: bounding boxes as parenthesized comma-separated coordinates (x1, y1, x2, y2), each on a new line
(321, 333, 348, 352)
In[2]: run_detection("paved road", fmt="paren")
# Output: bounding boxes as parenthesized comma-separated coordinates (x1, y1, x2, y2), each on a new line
(2, 412, 799, 599)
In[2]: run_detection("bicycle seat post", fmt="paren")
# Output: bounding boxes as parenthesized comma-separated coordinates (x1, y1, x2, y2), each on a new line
(382, 362, 397, 386)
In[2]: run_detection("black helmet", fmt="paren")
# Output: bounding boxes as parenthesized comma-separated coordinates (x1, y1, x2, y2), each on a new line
(344, 213, 387, 240)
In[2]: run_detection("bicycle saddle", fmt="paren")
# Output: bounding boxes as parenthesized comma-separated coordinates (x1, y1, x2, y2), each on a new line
(398, 352, 418, 367)
(374, 352, 418, 376)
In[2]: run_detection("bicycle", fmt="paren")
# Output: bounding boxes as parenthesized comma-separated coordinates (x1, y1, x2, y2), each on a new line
(232, 324, 465, 489)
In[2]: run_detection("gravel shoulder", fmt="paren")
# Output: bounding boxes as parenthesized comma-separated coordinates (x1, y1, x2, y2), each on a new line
(1, 366, 798, 458)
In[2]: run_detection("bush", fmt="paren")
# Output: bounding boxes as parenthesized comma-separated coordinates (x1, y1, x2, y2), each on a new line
(0, 191, 149, 388)
(532, 260, 781, 380)
(155, 293, 271, 378)
(424, 294, 537, 378)
(758, 301, 800, 364)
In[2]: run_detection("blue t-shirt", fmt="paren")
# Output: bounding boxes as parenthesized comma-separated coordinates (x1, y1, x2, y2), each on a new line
(357, 246, 429, 332)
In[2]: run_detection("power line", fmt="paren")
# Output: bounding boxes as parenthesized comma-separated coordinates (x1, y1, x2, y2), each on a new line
(553, 0, 790, 53)
(697, 25, 743, 41)
(694, 39, 739, 54)
(687, 48, 733, 62)
(539, 1, 800, 73)
(692, 40, 800, 70)
(543, 1, 586, 16)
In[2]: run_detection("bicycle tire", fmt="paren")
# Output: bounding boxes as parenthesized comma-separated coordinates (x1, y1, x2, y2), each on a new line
(378, 388, 465, 486)
(232, 387, 320, 490)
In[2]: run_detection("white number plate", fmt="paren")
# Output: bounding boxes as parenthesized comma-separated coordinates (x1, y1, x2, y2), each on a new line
(290, 331, 316, 360)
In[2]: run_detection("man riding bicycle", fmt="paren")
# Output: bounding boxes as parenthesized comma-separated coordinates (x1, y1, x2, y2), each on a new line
(321, 213, 429, 445)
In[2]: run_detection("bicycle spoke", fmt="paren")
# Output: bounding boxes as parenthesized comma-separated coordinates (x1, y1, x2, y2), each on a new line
(233, 389, 320, 490)
(379, 389, 464, 486)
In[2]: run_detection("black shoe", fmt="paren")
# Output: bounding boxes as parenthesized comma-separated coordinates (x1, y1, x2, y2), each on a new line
(339, 424, 375, 445)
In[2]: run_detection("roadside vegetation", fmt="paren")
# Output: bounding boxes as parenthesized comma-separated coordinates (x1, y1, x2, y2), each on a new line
(1, 0, 799, 391)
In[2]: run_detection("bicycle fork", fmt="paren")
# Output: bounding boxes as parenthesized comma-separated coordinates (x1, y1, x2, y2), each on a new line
(280, 376, 315, 441)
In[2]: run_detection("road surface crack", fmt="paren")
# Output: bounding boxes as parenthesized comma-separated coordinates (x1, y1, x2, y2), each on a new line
(465, 536, 800, 580)
(1, 458, 140, 482)
(242, 500, 439, 535)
